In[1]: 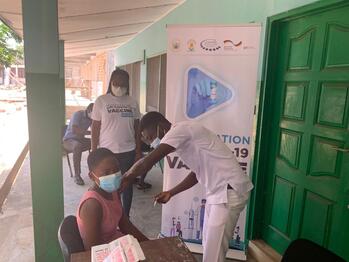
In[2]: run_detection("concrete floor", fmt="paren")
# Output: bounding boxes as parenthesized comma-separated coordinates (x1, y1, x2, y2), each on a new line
(0, 152, 255, 261)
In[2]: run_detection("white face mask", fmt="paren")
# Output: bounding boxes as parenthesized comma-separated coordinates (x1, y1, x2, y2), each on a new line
(150, 125, 161, 149)
(111, 84, 127, 97)
(150, 137, 161, 149)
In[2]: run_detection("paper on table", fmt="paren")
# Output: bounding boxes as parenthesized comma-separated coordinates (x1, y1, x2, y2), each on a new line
(91, 234, 145, 262)
(118, 235, 145, 261)
(103, 246, 126, 262)
(91, 244, 110, 262)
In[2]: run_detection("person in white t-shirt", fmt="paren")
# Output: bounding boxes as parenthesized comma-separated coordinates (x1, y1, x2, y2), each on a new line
(119, 111, 253, 262)
(91, 68, 142, 216)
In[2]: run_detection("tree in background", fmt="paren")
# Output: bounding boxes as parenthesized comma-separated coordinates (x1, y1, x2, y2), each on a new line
(0, 21, 23, 68)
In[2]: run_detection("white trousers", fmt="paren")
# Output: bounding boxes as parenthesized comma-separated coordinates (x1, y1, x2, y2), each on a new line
(202, 189, 249, 262)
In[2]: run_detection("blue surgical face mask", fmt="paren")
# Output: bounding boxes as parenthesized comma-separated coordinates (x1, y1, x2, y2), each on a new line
(97, 171, 122, 193)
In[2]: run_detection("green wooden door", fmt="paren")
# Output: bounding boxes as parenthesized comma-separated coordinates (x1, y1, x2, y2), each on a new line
(262, 5, 349, 260)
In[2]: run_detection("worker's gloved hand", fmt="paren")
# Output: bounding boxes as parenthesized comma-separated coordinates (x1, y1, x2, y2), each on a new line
(187, 80, 215, 118)
(154, 191, 172, 204)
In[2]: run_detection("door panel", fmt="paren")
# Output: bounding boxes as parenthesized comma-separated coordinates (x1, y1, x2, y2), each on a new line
(282, 82, 308, 121)
(316, 83, 349, 128)
(299, 191, 334, 246)
(263, 4, 349, 260)
(287, 29, 315, 70)
(270, 177, 296, 236)
(323, 24, 349, 69)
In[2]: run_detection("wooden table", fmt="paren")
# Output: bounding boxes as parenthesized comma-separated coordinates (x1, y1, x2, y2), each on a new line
(71, 237, 197, 262)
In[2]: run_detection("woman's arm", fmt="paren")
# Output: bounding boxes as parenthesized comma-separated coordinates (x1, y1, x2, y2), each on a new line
(91, 120, 101, 151)
(79, 199, 103, 250)
(118, 213, 148, 242)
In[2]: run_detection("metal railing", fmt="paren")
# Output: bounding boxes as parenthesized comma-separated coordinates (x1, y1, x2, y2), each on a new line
(0, 142, 29, 212)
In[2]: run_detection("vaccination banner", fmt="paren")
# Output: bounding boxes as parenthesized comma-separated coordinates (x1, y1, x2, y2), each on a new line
(162, 25, 261, 258)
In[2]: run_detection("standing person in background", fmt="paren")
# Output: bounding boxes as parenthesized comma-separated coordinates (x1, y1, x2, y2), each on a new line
(91, 68, 142, 216)
(63, 103, 94, 185)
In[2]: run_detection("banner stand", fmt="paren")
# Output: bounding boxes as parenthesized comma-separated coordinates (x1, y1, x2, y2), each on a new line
(163, 24, 261, 261)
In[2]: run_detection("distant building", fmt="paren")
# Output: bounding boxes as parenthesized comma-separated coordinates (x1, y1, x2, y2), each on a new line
(0, 62, 25, 87)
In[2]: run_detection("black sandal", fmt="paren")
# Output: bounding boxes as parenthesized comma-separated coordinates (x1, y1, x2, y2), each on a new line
(74, 176, 85, 186)
(136, 182, 152, 190)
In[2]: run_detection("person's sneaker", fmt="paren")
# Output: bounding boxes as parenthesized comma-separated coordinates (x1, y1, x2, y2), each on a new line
(74, 176, 85, 186)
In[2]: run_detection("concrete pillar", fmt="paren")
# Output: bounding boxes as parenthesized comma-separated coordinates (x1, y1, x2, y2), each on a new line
(59, 41, 66, 124)
(22, 0, 64, 261)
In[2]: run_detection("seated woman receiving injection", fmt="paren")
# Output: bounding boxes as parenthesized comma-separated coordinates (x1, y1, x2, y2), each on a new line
(76, 148, 148, 250)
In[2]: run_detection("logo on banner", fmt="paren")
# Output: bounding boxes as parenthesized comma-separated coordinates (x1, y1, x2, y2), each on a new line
(223, 40, 242, 51)
(243, 45, 255, 50)
(187, 39, 196, 52)
(186, 66, 234, 119)
(200, 39, 221, 51)
(171, 39, 181, 51)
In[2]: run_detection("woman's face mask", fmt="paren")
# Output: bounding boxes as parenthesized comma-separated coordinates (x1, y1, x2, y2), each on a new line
(111, 84, 128, 97)
(94, 171, 122, 193)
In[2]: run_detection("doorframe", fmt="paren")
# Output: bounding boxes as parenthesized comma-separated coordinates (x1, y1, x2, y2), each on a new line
(248, 0, 349, 241)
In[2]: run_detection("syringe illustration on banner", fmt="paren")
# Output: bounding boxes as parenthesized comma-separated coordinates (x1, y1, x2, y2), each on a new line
(167, 196, 242, 249)
(185, 66, 235, 119)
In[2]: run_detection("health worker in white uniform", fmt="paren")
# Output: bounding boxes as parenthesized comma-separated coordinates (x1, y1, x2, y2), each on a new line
(119, 111, 253, 262)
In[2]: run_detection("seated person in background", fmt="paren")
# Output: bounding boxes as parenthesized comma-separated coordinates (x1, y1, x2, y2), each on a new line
(77, 148, 148, 250)
(63, 103, 94, 185)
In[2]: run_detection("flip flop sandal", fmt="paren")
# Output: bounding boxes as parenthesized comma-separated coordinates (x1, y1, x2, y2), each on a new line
(137, 182, 152, 190)
(74, 176, 85, 186)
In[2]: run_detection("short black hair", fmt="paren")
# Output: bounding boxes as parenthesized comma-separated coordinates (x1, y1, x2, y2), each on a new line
(139, 111, 170, 132)
(86, 103, 94, 113)
(87, 148, 116, 171)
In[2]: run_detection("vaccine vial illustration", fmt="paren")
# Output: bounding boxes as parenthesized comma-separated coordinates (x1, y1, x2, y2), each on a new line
(186, 67, 234, 119)
(210, 81, 217, 104)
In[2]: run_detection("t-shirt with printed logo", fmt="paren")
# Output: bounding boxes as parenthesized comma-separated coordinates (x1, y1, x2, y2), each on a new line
(92, 93, 141, 153)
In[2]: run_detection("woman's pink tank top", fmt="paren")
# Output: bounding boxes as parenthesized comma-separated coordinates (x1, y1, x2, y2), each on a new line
(76, 190, 124, 249)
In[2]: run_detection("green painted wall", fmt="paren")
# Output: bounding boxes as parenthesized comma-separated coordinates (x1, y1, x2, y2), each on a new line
(115, 0, 319, 78)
